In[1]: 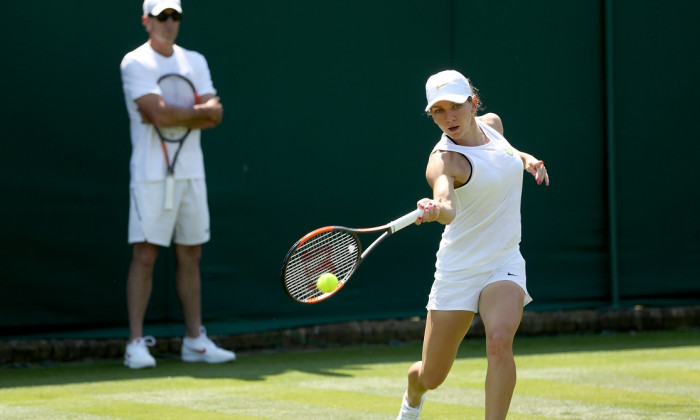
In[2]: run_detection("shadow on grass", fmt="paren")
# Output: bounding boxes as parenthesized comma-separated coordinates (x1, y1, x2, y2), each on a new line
(1, 329, 697, 390)
(0, 341, 418, 390)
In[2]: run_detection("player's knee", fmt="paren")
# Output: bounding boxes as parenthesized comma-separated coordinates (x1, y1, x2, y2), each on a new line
(485, 327, 515, 360)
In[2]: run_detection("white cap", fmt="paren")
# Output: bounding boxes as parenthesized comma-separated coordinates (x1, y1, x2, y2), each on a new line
(143, 0, 182, 16)
(424, 70, 472, 112)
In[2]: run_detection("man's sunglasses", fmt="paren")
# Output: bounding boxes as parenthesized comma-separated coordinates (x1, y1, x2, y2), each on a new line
(149, 11, 182, 22)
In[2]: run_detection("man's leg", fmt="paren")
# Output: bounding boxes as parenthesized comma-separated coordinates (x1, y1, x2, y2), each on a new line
(174, 243, 202, 338)
(127, 242, 159, 341)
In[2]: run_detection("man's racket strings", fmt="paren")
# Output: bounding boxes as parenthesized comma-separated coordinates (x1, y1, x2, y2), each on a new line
(281, 208, 422, 304)
(155, 73, 199, 210)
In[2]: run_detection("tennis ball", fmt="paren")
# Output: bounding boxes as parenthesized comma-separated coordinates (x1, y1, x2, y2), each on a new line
(317, 273, 339, 293)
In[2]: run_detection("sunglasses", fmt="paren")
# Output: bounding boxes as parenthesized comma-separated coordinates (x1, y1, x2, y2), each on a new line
(149, 11, 182, 22)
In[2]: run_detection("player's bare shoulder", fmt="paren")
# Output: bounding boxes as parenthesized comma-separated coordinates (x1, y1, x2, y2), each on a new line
(427, 149, 471, 188)
(477, 113, 504, 135)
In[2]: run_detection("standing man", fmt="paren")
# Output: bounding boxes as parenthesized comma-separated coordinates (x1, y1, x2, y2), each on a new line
(120, 0, 235, 369)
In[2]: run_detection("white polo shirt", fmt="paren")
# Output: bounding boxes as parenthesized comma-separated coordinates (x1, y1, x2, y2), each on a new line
(120, 43, 216, 186)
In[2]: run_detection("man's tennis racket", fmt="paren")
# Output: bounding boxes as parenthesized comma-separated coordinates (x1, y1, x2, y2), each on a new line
(154, 73, 200, 210)
(281, 208, 423, 304)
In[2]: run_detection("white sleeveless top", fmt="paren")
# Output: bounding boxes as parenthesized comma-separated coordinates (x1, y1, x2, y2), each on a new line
(431, 118, 524, 272)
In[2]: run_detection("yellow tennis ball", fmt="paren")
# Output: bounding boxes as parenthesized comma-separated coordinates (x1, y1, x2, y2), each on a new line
(317, 273, 338, 293)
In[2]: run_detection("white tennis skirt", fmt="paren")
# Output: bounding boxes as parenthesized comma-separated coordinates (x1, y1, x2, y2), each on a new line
(427, 249, 533, 312)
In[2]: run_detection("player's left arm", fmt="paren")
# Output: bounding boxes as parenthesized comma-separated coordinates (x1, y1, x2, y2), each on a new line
(516, 149, 549, 186)
(480, 112, 549, 186)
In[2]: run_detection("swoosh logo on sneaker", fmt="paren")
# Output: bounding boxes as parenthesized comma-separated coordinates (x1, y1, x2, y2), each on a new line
(193, 348, 207, 354)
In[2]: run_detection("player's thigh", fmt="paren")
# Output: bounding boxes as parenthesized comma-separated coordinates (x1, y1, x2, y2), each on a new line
(422, 310, 474, 382)
(478, 281, 524, 341)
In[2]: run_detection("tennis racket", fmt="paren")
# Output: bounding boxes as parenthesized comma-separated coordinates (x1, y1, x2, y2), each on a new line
(281, 208, 423, 304)
(154, 73, 200, 210)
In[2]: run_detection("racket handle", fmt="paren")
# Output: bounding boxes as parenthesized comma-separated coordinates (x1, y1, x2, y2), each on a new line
(164, 175, 175, 210)
(389, 208, 424, 233)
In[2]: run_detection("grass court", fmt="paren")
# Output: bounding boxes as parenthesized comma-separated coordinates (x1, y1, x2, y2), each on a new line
(1, 329, 698, 419)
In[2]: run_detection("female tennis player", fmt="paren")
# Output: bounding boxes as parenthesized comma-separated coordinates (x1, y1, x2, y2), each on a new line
(396, 70, 549, 420)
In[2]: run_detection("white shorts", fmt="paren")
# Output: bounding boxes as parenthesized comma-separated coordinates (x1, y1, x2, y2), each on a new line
(427, 250, 532, 312)
(128, 178, 210, 247)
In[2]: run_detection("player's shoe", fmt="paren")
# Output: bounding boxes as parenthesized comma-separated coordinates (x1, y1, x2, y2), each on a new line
(124, 336, 156, 369)
(397, 391, 425, 420)
(181, 326, 236, 363)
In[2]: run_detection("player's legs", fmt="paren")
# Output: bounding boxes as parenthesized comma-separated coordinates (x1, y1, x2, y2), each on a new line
(127, 242, 160, 341)
(175, 243, 203, 338)
(405, 309, 473, 407)
(478, 280, 525, 420)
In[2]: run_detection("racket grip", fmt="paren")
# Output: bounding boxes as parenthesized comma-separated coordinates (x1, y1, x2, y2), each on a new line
(164, 175, 175, 210)
(389, 208, 424, 233)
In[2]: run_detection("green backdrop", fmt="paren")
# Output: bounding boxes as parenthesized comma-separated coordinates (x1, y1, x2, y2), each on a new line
(2, 0, 698, 339)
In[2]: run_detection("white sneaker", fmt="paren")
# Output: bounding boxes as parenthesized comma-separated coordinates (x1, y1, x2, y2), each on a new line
(124, 336, 156, 369)
(397, 391, 425, 420)
(181, 326, 236, 363)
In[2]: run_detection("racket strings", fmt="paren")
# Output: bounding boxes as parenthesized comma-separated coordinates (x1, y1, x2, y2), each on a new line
(284, 230, 360, 301)
(159, 78, 196, 108)
(158, 76, 195, 141)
